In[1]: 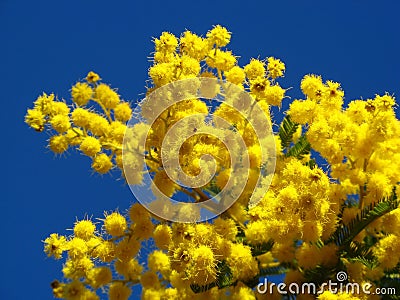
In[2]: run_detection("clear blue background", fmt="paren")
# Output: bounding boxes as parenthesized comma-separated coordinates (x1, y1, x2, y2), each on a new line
(2, 1, 399, 299)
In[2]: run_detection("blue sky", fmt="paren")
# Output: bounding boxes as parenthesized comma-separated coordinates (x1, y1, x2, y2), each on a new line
(2, 1, 399, 299)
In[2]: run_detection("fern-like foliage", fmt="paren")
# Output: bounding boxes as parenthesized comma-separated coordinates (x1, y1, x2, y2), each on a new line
(326, 191, 398, 247)
(344, 240, 378, 269)
(248, 239, 274, 256)
(279, 115, 299, 150)
(285, 135, 311, 159)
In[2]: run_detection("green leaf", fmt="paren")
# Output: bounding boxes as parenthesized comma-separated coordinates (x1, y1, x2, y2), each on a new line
(278, 115, 299, 150)
(326, 191, 398, 247)
(285, 135, 311, 159)
(248, 239, 274, 256)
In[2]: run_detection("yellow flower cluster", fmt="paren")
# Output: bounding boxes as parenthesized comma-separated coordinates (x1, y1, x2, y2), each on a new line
(25, 71, 133, 175)
(27, 26, 400, 299)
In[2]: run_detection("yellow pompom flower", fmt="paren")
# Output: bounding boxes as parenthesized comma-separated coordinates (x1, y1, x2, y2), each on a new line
(104, 212, 127, 236)
(153, 224, 172, 250)
(224, 66, 245, 85)
(206, 49, 236, 71)
(214, 218, 238, 241)
(88, 114, 110, 137)
(79, 136, 101, 157)
(114, 101, 132, 122)
(132, 218, 154, 240)
(49, 134, 69, 154)
(73, 220, 96, 240)
(50, 114, 70, 133)
(92, 153, 113, 174)
(67, 237, 88, 259)
(206, 25, 231, 47)
(87, 267, 112, 289)
(71, 82, 92, 106)
(267, 57, 285, 78)
(91, 240, 115, 262)
(373, 234, 400, 269)
(140, 271, 160, 289)
(65, 128, 83, 146)
(264, 84, 285, 106)
(227, 243, 259, 281)
(244, 59, 265, 80)
(44, 233, 67, 259)
(300, 74, 324, 99)
(115, 258, 143, 280)
(63, 281, 87, 300)
(51, 101, 70, 116)
(149, 62, 174, 86)
(25, 108, 45, 131)
(188, 245, 218, 284)
(33, 92, 55, 115)
(180, 31, 209, 60)
(155, 31, 178, 53)
(148, 250, 170, 276)
(94, 83, 120, 109)
(109, 282, 132, 300)
(71, 107, 92, 128)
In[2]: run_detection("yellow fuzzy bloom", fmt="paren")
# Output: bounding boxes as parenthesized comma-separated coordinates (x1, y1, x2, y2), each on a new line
(33, 92, 55, 115)
(79, 136, 101, 157)
(153, 224, 172, 250)
(71, 82, 92, 106)
(114, 101, 132, 122)
(267, 57, 285, 78)
(115, 237, 141, 261)
(87, 267, 112, 289)
(88, 114, 110, 136)
(25, 108, 45, 131)
(92, 153, 113, 174)
(49, 134, 69, 153)
(115, 258, 143, 280)
(140, 271, 160, 289)
(373, 234, 400, 269)
(224, 66, 245, 85)
(73, 220, 96, 240)
(149, 62, 174, 86)
(50, 114, 70, 133)
(155, 31, 178, 53)
(232, 282, 256, 300)
(86, 71, 101, 83)
(180, 31, 209, 60)
(227, 243, 259, 281)
(109, 282, 132, 300)
(148, 250, 170, 276)
(91, 240, 115, 262)
(206, 25, 231, 47)
(132, 218, 154, 240)
(94, 83, 120, 109)
(104, 212, 127, 236)
(214, 218, 238, 241)
(65, 128, 83, 145)
(44, 233, 67, 259)
(51, 101, 70, 116)
(71, 107, 91, 128)
(244, 59, 265, 80)
(206, 49, 236, 71)
(300, 74, 325, 99)
(264, 84, 285, 106)
(67, 237, 88, 259)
